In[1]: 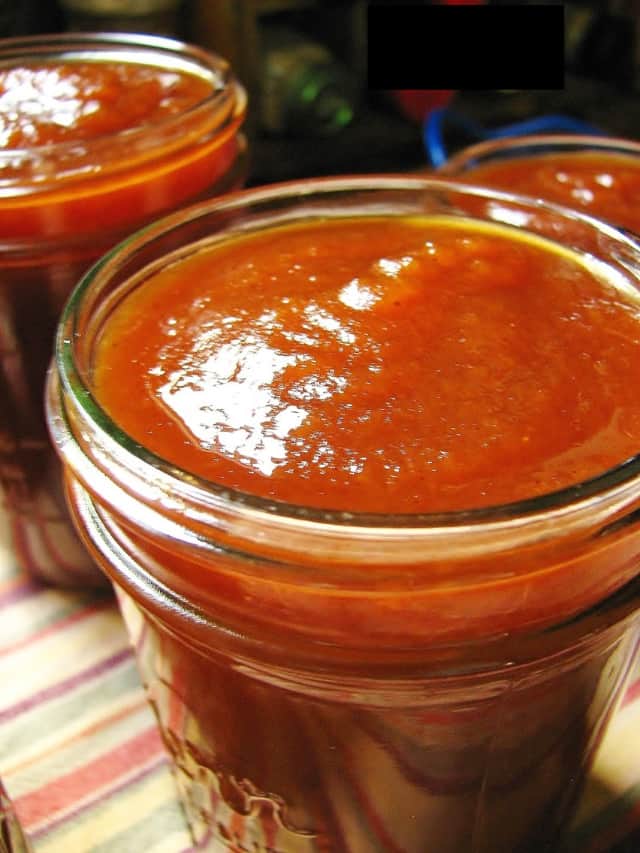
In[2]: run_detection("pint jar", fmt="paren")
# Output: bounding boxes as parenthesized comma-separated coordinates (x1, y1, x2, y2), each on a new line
(47, 176, 640, 852)
(438, 133, 640, 236)
(0, 31, 247, 585)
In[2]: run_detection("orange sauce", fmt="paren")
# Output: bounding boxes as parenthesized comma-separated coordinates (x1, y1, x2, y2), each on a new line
(0, 59, 243, 238)
(460, 151, 640, 233)
(94, 215, 640, 514)
(0, 62, 212, 147)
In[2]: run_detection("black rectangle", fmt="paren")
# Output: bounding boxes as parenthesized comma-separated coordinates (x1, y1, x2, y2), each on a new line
(367, 5, 565, 91)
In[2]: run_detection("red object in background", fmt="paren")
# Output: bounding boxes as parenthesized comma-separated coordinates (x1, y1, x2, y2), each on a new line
(390, 89, 455, 124)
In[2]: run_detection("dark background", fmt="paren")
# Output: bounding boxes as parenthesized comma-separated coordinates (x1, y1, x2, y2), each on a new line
(2, 0, 639, 186)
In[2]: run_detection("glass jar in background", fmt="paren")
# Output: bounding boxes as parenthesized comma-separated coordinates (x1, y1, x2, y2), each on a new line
(259, 26, 358, 137)
(47, 176, 640, 852)
(438, 134, 640, 235)
(58, 0, 182, 36)
(0, 31, 246, 586)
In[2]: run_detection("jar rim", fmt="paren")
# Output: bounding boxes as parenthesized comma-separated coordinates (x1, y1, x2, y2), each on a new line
(49, 173, 640, 554)
(0, 31, 246, 191)
(439, 132, 640, 176)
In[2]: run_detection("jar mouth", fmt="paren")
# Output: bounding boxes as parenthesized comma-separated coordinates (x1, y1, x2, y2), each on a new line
(439, 133, 640, 177)
(0, 31, 246, 192)
(51, 174, 640, 549)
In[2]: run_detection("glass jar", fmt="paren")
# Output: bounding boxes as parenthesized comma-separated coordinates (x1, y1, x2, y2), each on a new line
(59, 0, 182, 36)
(0, 777, 31, 852)
(46, 176, 640, 852)
(0, 32, 246, 585)
(438, 133, 640, 236)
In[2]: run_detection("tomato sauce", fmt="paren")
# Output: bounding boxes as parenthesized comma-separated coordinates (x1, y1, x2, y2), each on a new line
(94, 215, 640, 514)
(456, 150, 640, 234)
(0, 62, 213, 148)
(0, 59, 244, 238)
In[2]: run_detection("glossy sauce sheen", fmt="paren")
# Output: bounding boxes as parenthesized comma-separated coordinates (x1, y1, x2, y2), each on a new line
(0, 58, 239, 241)
(93, 216, 640, 514)
(462, 151, 640, 233)
(0, 61, 212, 148)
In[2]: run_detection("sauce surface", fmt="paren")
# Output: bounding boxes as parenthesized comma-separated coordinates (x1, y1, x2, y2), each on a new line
(460, 151, 640, 234)
(0, 61, 212, 148)
(93, 216, 640, 514)
(0, 55, 243, 239)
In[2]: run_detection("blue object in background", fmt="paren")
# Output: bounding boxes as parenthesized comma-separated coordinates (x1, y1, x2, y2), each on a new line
(424, 108, 609, 168)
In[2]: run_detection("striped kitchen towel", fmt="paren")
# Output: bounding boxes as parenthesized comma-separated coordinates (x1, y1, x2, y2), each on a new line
(0, 510, 192, 853)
